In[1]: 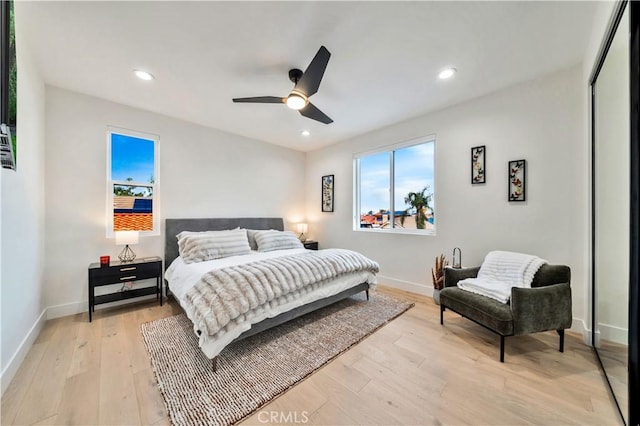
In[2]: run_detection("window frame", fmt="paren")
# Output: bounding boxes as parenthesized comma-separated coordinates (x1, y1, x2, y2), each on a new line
(353, 135, 436, 236)
(106, 126, 160, 238)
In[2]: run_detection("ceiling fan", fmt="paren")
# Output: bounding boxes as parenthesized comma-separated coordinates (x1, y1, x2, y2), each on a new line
(233, 46, 333, 124)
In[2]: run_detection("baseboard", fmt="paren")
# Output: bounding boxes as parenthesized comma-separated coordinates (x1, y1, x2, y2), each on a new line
(47, 294, 159, 320)
(376, 275, 431, 296)
(46, 300, 85, 320)
(594, 322, 627, 346)
(569, 318, 590, 344)
(571, 319, 629, 348)
(1, 308, 47, 396)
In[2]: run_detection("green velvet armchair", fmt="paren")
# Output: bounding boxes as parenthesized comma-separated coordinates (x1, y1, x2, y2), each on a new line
(440, 264, 572, 362)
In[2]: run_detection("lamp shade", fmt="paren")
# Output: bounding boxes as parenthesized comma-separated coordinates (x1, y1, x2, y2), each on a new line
(115, 230, 139, 246)
(296, 223, 308, 234)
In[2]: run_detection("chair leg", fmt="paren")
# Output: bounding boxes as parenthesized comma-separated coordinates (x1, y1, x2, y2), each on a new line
(365, 289, 369, 301)
(557, 329, 565, 353)
(212, 356, 218, 372)
(440, 304, 445, 325)
(500, 335, 505, 362)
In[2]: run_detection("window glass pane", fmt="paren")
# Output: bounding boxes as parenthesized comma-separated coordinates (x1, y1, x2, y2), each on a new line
(110, 132, 156, 232)
(394, 142, 435, 230)
(111, 133, 155, 183)
(113, 184, 153, 231)
(359, 152, 391, 229)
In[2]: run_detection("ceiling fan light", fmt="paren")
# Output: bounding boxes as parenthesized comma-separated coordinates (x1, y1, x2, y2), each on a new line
(286, 94, 307, 110)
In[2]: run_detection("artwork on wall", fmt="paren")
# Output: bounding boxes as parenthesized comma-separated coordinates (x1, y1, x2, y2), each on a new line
(508, 160, 526, 201)
(322, 174, 334, 212)
(471, 145, 485, 184)
(0, 0, 17, 170)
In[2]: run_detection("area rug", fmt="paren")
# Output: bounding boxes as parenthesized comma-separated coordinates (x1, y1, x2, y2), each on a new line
(141, 292, 413, 426)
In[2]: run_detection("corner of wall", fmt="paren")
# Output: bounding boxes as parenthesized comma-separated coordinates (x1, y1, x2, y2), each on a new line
(0, 308, 46, 395)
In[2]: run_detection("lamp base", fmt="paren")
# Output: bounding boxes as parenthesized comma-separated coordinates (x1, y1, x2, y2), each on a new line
(298, 233, 307, 242)
(118, 244, 136, 263)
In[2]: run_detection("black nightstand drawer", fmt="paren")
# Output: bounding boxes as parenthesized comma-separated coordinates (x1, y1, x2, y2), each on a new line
(89, 261, 161, 285)
(303, 241, 319, 250)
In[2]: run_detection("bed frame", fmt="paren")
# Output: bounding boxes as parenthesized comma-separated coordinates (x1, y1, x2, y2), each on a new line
(164, 217, 370, 370)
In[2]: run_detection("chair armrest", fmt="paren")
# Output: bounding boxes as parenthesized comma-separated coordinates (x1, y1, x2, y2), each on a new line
(511, 283, 572, 335)
(443, 266, 480, 288)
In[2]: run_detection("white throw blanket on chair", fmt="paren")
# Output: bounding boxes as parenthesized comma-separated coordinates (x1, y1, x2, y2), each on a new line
(457, 251, 547, 303)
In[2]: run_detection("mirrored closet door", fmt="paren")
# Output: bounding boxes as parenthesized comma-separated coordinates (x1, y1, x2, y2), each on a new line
(591, 1, 639, 425)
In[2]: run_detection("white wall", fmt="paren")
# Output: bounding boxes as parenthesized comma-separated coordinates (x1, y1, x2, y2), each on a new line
(305, 66, 588, 330)
(44, 87, 306, 317)
(0, 14, 47, 392)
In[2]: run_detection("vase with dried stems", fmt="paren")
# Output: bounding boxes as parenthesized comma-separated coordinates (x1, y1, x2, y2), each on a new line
(431, 254, 449, 304)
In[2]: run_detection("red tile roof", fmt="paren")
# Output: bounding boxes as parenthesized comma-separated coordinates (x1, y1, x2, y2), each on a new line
(114, 213, 153, 231)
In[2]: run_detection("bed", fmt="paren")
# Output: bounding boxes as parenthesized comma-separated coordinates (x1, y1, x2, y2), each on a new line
(164, 217, 378, 369)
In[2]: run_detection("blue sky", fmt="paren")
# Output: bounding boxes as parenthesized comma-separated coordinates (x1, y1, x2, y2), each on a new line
(111, 133, 155, 183)
(359, 142, 435, 214)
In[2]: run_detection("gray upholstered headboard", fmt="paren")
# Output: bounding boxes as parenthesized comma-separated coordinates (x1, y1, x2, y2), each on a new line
(164, 217, 284, 269)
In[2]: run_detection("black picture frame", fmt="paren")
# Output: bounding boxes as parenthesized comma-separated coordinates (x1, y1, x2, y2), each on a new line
(471, 145, 486, 184)
(0, 0, 9, 126)
(321, 174, 334, 212)
(0, 0, 16, 171)
(508, 160, 526, 202)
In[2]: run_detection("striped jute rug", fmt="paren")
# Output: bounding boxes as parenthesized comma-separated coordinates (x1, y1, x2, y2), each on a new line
(141, 292, 413, 426)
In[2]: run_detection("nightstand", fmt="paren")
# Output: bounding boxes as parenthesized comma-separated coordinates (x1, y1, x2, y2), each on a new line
(303, 240, 319, 250)
(88, 256, 163, 322)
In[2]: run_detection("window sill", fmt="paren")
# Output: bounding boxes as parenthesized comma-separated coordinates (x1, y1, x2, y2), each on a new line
(353, 227, 436, 236)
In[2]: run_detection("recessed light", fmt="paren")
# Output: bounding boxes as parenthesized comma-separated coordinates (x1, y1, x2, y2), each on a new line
(134, 69, 155, 81)
(301, 130, 310, 137)
(438, 68, 457, 80)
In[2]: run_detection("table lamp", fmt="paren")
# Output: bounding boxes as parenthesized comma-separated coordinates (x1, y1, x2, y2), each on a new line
(116, 230, 139, 263)
(296, 223, 308, 242)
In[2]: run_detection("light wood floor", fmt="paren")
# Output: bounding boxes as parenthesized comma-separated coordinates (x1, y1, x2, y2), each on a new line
(1, 286, 622, 425)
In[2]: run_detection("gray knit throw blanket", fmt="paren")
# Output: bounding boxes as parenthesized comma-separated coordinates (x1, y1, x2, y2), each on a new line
(183, 248, 380, 337)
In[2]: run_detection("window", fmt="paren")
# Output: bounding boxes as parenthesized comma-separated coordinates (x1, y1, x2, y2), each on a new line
(354, 137, 435, 234)
(107, 127, 159, 237)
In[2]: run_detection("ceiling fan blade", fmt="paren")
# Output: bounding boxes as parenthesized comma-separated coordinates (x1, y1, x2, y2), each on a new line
(232, 96, 284, 104)
(294, 46, 331, 97)
(299, 102, 333, 124)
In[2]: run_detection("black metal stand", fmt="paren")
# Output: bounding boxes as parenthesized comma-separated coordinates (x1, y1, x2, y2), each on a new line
(118, 244, 136, 263)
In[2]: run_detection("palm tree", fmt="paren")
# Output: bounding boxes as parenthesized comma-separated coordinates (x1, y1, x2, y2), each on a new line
(400, 186, 433, 229)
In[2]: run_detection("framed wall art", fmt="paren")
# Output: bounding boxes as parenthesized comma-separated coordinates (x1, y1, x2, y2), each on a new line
(471, 145, 485, 184)
(0, 1, 17, 170)
(321, 174, 334, 212)
(508, 159, 526, 202)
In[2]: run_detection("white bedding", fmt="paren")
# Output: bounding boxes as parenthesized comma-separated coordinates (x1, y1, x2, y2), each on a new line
(166, 248, 308, 302)
(457, 250, 546, 303)
(165, 248, 376, 358)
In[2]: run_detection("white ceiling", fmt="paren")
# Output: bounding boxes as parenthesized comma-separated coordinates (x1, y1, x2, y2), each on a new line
(17, 1, 599, 152)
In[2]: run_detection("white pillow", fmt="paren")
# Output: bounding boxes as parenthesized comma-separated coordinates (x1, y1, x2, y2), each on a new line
(177, 228, 251, 263)
(244, 229, 261, 251)
(254, 230, 304, 252)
